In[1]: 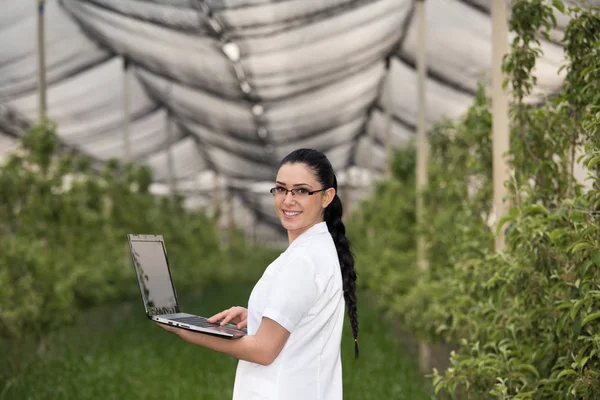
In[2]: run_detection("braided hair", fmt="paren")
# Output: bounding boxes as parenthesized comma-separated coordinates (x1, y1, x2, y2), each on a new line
(279, 149, 359, 359)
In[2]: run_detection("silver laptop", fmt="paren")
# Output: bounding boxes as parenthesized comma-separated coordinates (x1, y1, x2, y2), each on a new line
(127, 234, 246, 339)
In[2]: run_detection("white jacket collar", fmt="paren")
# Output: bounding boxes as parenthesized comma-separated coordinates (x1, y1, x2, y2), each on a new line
(288, 221, 329, 249)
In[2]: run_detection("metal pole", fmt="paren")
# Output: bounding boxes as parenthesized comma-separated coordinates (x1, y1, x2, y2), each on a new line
(122, 57, 132, 163)
(213, 171, 221, 219)
(383, 70, 393, 178)
(416, 0, 429, 272)
(415, 0, 431, 374)
(349, 170, 356, 221)
(252, 202, 258, 244)
(342, 178, 352, 221)
(166, 113, 176, 199)
(491, 0, 510, 251)
(37, 0, 47, 122)
(227, 186, 235, 231)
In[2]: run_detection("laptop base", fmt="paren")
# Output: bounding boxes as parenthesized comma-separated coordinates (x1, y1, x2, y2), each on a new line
(152, 312, 246, 339)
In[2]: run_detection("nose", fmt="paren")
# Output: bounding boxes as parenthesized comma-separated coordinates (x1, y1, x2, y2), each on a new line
(282, 191, 296, 204)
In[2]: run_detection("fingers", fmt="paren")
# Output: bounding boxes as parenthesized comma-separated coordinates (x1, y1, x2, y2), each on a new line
(207, 310, 228, 323)
(236, 319, 248, 330)
(219, 308, 239, 326)
(207, 307, 245, 326)
(236, 312, 248, 329)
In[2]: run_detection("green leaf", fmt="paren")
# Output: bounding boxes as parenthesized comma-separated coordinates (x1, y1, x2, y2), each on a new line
(549, 228, 567, 243)
(519, 364, 540, 377)
(582, 312, 600, 327)
(552, 0, 565, 13)
(592, 251, 600, 268)
(524, 204, 549, 216)
(577, 356, 589, 370)
(587, 154, 600, 169)
(514, 391, 536, 399)
(557, 369, 577, 379)
(557, 312, 568, 337)
(435, 324, 449, 334)
(570, 299, 585, 321)
(571, 242, 594, 253)
(496, 208, 518, 235)
(572, 317, 582, 340)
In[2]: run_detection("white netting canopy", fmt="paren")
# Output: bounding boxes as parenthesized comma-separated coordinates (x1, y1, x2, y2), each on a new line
(1, 0, 595, 241)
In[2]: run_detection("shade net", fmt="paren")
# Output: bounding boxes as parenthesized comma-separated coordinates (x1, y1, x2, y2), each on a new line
(1, 0, 594, 241)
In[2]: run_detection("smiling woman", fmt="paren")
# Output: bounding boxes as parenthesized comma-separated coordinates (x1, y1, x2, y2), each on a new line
(271, 161, 336, 243)
(156, 148, 359, 400)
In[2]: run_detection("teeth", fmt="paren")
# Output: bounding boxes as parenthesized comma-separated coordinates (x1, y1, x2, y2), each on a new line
(284, 211, 300, 216)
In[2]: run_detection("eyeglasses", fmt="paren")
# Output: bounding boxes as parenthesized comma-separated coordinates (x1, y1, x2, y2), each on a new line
(270, 187, 328, 197)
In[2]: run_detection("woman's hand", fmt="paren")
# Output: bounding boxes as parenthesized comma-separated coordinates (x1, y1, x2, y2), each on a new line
(155, 322, 184, 335)
(207, 306, 248, 330)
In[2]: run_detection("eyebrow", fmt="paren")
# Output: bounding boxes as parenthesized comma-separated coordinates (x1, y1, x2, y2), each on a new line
(275, 181, 313, 188)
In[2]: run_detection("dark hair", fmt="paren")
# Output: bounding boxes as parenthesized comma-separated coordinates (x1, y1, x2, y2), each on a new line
(279, 148, 359, 359)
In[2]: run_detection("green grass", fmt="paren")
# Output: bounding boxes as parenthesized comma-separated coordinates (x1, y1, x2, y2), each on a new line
(0, 284, 431, 399)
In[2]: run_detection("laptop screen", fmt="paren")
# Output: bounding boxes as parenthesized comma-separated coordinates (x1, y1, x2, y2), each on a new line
(129, 238, 179, 316)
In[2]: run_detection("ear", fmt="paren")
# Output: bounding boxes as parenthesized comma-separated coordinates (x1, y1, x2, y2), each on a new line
(321, 188, 336, 209)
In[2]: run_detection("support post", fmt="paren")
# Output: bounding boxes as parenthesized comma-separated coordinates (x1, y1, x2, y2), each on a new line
(122, 57, 132, 163)
(252, 208, 258, 245)
(415, 0, 431, 374)
(344, 169, 356, 221)
(227, 186, 235, 232)
(37, 0, 47, 122)
(341, 171, 353, 221)
(166, 113, 176, 199)
(491, 0, 510, 251)
(213, 171, 221, 220)
(383, 69, 394, 178)
(252, 214, 257, 244)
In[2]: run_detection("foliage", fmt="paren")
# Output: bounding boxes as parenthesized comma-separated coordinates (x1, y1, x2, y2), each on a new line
(504, 0, 580, 205)
(0, 283, 431, 400)
(350, 84, 495, 333)
(348, 146, 417, 312)
(0, 121, 277, 343)
(350, 2, 600, 398)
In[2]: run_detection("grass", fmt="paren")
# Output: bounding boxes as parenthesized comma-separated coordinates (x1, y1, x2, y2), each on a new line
(0, 283, 432, 400)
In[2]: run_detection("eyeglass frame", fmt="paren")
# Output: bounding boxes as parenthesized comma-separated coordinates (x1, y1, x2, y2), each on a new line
(269, 187, 329, 197)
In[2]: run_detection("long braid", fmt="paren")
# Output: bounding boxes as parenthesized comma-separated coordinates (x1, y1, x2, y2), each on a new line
(324, 180, 359, 359)
(279, 149, 360, 359)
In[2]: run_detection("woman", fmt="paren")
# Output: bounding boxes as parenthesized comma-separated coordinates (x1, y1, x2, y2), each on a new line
(157, 149, 359, 400)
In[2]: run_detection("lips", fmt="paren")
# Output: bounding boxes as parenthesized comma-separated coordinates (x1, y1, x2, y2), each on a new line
(282, 210, 301, 218)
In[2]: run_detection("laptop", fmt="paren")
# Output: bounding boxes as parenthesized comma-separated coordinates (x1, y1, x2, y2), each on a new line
(127, 234, 246, 339)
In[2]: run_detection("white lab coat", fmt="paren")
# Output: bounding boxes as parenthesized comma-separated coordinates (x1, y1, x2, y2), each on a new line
(232, 222, 345, 400)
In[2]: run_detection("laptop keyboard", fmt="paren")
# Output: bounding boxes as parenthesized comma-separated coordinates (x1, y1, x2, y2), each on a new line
(170, 316, 244, 335)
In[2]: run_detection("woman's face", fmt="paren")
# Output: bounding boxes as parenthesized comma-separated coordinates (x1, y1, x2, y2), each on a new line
(273, 163, 335, 243)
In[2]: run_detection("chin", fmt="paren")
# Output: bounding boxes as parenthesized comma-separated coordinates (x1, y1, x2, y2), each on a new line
(278, 214, 304, 231)
(280, 219, 300, 231)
